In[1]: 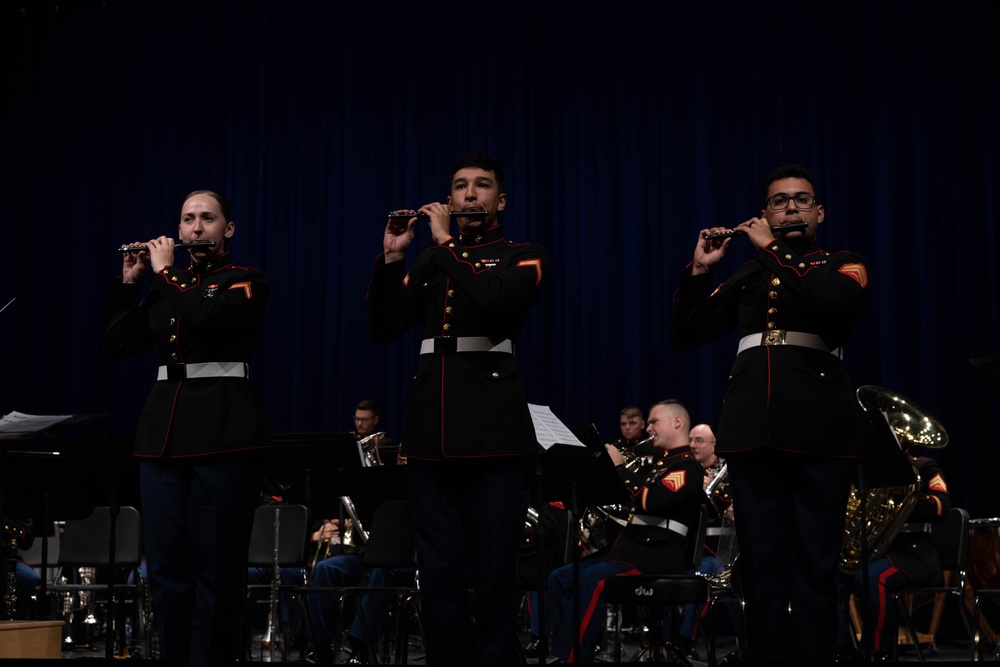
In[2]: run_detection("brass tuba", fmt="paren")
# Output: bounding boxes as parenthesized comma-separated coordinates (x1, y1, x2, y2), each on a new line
(838, 385, 948, 575)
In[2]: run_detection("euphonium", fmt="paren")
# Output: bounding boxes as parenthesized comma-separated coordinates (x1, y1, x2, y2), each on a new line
(579, 436, 653, 552)
(838, 385, 948, 576)
(356, 431, 385, 467)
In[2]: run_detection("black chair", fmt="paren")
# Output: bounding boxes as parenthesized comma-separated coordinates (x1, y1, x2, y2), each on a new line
(892, 506, 973, 661)
(299, 498, 420, 664)
(45, 506, 144, 658)
(245, 503, 310, 662)
(604, 504, 712, 665)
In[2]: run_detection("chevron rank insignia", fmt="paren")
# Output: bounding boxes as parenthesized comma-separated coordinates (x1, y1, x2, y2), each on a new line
(661, 470, 687, 492)
(838, 263, 869, 288)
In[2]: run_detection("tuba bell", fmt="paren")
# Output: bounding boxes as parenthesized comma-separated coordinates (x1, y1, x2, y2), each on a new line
(838, 385, 948, 575)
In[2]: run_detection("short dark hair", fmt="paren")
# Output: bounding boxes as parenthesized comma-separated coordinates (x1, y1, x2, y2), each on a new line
(620, 406, 643, 419)
(451, 153, 505, 193)
(184, 190, 233, 222)
(355, 399, 379, 414)
(763, 163, 819, 202)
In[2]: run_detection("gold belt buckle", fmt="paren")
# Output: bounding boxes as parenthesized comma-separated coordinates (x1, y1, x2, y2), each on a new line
(762, 329, 786, 346)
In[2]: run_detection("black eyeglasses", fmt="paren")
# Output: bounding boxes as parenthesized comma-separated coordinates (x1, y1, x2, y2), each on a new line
(766, 193, 817, 211)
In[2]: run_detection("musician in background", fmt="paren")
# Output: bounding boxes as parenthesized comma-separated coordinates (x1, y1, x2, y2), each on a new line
(306, 402, 397, 663)
(2, 517, 40, 619)
(676, 424, 741, 659)
(352, 399, 399, 465)
(105, 190, 269, 667)
(835, 449, 951, 660)
(672, 164, 870, 661)
(613, 406, 655, 459)
(366, 152, 549, 664)
(546, 400, 705, 662)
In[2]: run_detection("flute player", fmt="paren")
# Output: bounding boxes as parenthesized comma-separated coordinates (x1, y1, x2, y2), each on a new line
(105, 190, 270, 667)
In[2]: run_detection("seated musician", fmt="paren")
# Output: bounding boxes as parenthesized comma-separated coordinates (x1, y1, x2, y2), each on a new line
(676, 423, 744, 659)
(545, 399, 706, 662)
(835, 446, 951, 660)
(613, 406, 656, 459)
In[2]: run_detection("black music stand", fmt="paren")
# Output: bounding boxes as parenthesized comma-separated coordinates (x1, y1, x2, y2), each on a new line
(851, 405, 916, 661)
(1, 426, 135, 660)
(535, 424, 629, 663)
(264, 433, 407, 529)
(264, 433, 361, 519)
(971, 353, 1000, 394)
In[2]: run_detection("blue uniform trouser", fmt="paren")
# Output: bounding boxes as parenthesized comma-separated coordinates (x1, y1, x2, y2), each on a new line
(306, 553, 364, 652)
(727, 451, 851, 662)
(140, 458, 261, 667)
(346, 567, 416, 652)
(836, 557, 914, 654)
(547, 555, 633, 662)
(408, 458, 527, 665)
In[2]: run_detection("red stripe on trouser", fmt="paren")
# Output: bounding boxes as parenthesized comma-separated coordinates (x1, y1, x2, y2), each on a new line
(569, 578, 608, 662)
(873, 566, 900, 652)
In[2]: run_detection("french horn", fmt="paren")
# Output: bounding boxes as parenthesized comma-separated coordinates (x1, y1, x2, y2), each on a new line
(838, 385, 948, 575)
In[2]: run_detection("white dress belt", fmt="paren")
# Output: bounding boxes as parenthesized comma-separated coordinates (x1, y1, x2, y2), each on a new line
(737, 330, 842, 358)
(419, 336, 514, 355)
(157, 361, 248, 381)
(705, 526, 735, 537)
(629, 514, 689, 537)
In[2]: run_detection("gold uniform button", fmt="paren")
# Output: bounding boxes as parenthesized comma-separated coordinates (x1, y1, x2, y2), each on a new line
(771, 278, 781, 286)
(771, 245, 779, 251)
(169, 318, 176, 325)
(180, 283, 187, 288)
(474, 262, 481, 267)
(768, 307, 777, 314)
(769, 291, 778, 299)
(171, 276, 178, 282)
(445, 307, 453, 314)
(491, 372, 499, 378)
(767, 322, 776, 330)
(785, 254, 792, 260)
(169, 335, 176, 343)
(170, 353, 179, 361)
(820, 372, 826, 378)
(442, 323, 451, 331)
(447, 290, 455, 297)
(461, 252, 469, 258)
(799, 263, 806, 269)
(422, 282, 428, 287)
(448, 242, 455, 248)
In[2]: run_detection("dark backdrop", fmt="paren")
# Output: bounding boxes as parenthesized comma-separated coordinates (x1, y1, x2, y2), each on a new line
(2, 1, 998, 518)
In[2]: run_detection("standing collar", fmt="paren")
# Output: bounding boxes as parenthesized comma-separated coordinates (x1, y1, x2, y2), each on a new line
(189, 251, 235, 275)
(459, 223, 504, 246)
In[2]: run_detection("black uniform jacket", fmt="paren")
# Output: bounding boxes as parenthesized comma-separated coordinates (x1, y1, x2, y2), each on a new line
(366, 224, 549, 460)
(672, 238, 870, 459)
(887, 455, 950, 584)
(607, 445, 705, 575)
(104, 252, 270, 458)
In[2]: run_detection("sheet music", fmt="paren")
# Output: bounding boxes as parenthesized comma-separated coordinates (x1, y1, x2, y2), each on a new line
(528, 404, 586, 450)
(0, 411, 75, 435)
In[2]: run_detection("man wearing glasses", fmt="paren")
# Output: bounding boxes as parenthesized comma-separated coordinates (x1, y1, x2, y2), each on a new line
(671, 164, 870, 661)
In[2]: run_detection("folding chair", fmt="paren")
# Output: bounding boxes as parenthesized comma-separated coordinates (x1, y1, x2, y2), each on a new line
(893, 506, 973, 661)
(300, 498, 420, 664)
(245, 503, 310, 662)
(45, 506, 144, 658)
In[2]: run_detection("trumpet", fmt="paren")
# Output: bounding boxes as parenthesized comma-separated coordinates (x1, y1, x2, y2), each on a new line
(118, 241, 217, 253)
